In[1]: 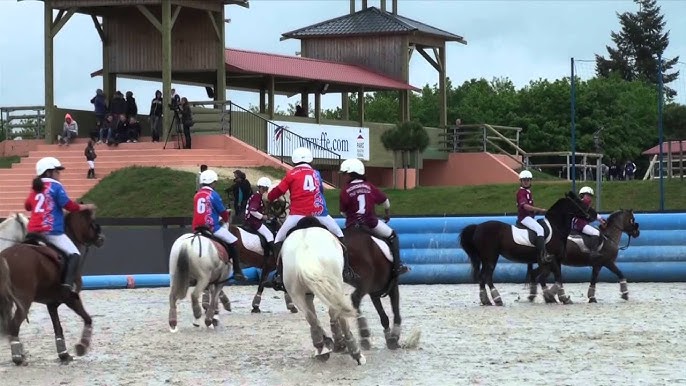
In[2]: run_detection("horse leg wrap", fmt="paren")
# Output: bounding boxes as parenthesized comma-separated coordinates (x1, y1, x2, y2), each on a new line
(201, 290, 210, 311)
(490, 288, 503, 305)
(620, 279, 629, 300)
(528, 285, 538, 302)
(80, 325, 93, 347)
(251, 293, 261, 309)
(192, 302, 202, 320)
(357, 315, 371, 350)
(587, 285, 597, 302)
(219, 291, 231, 311)
(10, 339, 23, 364)
(310, 326, 324, 350)
(383, 328, 392, 341)
(479, 288, 490, 305)
(55, 337, 68, 356)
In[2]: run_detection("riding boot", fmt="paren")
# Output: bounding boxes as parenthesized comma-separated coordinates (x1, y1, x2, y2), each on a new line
(270, 241, 286, 292)
(535, 236, 551, 263)
(61, 253, 81, 295)
(226, 242, 246, 281)
(387, 232, 409, 279)
(338, 236, 359, 283)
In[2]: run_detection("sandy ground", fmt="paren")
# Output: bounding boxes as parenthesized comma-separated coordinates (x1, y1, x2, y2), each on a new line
(1, 283, 685, 386)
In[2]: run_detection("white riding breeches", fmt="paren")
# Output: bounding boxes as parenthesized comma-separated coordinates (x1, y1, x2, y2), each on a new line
(213, 226, 238, 244)
(44, 233, 80, 256)
(274, 214, 344, 243)
(520, 217, 544, 237)
(371, 220, 393, 238)
(581, 225, 600, 237)
(255, 224, 274, 243)
(87, 160, 95, 169)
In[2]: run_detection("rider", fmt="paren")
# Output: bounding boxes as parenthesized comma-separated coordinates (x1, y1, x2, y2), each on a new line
(572, 186, 607, 259)
(25, 157, 97, 295)
(338, 158, 409, 280)
(267, 147, 357, 290)
(244, 176, 275, 260)
(515, 170, 550, 263)
(192, 169, 245, 281)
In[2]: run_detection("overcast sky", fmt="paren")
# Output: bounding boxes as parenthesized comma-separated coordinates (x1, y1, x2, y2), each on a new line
(0, 0, 685, 115)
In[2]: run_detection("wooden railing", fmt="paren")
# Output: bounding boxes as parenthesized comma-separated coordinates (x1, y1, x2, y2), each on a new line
(0, 105, 46, 139)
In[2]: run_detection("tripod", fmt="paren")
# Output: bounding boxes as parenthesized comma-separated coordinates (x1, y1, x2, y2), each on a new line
(163, 110, 185, 149)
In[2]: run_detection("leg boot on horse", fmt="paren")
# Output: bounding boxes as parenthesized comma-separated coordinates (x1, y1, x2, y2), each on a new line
(387, 232, 409, 280)
(338, 237, 359, 284)
(535, 236, 551, 263)
(271, 241, 287, 292)
(226, 242, 246, 281)
(61, 253, 81, 296)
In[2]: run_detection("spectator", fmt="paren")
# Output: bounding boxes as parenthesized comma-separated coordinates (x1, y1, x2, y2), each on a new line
(294, 104, 307, 117)
(84, 140, 97, 179)
(196, 164, 208, 192)
(149, 90, 163, 142)
(609, 158, 619, 180)
(624, 160, 637, 180)
(59, 113, 78, 146)
(90, 89, 107, 131)
(109, 91, 127, 120)
(126, 116, 142, 143)
(170, 88, 181, 109)
(180, 97, 193, 149)
(109, 114, 128, 146)
(126, 91, 138, 119)
(98, 114, 115, 145)
(227, 170, 252, 222)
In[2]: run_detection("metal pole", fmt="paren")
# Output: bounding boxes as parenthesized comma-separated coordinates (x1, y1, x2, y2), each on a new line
(658, 55, 665, 211)
(596, 156, 602, 212)
(570, 57, 577, 192)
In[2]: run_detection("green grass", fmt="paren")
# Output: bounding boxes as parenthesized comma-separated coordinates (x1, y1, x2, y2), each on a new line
(80, 166, 686, 217)
(0, 156, 20, 168)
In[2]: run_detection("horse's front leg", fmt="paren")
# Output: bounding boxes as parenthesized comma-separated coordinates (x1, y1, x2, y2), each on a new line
(351, 288, 371, 350)
(587, 264, 602, 303)
(387, 284, 402, 350)
(251, 263, 270, 313)
(604, 261, 629, 300)
(63, 294, 94, 357)
(539, 264, 558, 304)
(526, 264, 538, 302)
(47, 303, 72, 363)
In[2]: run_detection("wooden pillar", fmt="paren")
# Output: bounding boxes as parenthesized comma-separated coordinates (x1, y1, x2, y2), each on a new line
(381, 0, 386, 12)
(400, 37, 410, 123)
(362, 0, 368, 9)
(161, 0, 173, 137)
(392, 0, 398, 14)
(268, 76, 275, 119)
(341, 92, 349, 120)
(215, 8, 226, 103)
(350, 0, 355, 13)
(439, 45, 447, 127)
(259, 87, 266, 113)
(301, 92, 309, 116)
(315, 92, 321, 123)
(44, 2, 55, 143)
(357, 89, 365, 126)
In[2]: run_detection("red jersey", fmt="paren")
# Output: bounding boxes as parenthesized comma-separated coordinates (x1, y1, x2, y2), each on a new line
(25, 178, 80, 235)
(516, 187, 535, 222)
(192, 187, 229, 232)
(339, 180, 388, 228)
(267, 165, 329, 216)
(244, 192, 265, 231)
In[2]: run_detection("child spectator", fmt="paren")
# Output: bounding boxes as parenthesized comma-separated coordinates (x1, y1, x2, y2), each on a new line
(126, 116, 142, 143)
(196, 164, 208, 192)
(84, 140, 97, 179)
(59, 113, 78, 146)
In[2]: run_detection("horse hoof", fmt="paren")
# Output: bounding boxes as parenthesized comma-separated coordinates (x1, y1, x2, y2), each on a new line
(75, 343, 88, 357)
(212, 318, 219, 327)
(323, 336, 334, 350)
(621, 293, 629, 301)
(560, 295, 573, 305)
(354, 353, 367, 366)
(205, 319, 213, 327)
(12, 357, 26, 366)
(588, 297, 598, 303)
(289, 306, 298, 314)
(386, 338, 400, 350)
(542, 291, 557, 304)
(169, 326, 179, 333)
(59, 353, 73, 363)
(527, 295, 536, 302)
(316, 352, 331, 362)
(360, 338, 371, 351)
(494, 299, 504, 306)
(333, 341, 347, 353)
(251, 307, 261, 314)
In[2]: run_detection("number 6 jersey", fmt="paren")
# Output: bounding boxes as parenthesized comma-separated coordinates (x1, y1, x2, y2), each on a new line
(25, 178, 81, 235)
(192, 186, 230, 232)
(267, 164, 329, 216)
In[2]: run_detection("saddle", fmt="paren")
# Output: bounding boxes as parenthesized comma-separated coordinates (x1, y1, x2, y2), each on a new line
(514, 219, 551, 245)
(22, 233, 65, 267)
(348, 223, 392, 248)
(193, 227, 230, 264)
(569, 230, 602, 251)
(237, 224, 271, 255)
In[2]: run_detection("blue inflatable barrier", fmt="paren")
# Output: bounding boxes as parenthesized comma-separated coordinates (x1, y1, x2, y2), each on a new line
(84, 212, 686, 290)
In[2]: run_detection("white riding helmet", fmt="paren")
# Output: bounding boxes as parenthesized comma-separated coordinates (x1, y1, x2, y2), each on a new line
(199, 169, 219, 185)
(579, 186, 594, 196)
(518, 170, 533, 180)
(339, 158, 365, 175)
(292, 147, 313, 164)
(36, 157, 65, 176)
(257, 176, 272, 188)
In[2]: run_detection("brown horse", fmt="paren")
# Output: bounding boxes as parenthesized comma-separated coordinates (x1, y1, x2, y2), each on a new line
(344, 224, 404, 351)
(0, 209, 105, 365)
(525, 209, 640, 303)
(459, 192, 597, 306)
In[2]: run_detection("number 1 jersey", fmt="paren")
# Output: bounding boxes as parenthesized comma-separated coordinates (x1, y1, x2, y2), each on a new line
(268, 165, 329, 216)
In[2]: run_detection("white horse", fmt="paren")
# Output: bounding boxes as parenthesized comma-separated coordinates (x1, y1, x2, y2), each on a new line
(281, 218, 366, 365)
(167, 224, 233, 333)
(0, 213, 29, 253)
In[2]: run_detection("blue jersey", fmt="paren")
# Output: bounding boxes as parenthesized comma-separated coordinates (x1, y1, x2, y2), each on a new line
(192, 187, 228, 232)
(26, 178, 73, 235)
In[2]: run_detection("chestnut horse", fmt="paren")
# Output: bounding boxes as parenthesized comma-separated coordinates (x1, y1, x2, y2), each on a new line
(525, 209, 640, 303)
(344, 224, 404, 351)
(459, 192, 597, 306)
(0, 209, 105, 365)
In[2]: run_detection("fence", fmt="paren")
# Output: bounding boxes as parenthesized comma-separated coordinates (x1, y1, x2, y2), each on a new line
(0, 106, 45, 140)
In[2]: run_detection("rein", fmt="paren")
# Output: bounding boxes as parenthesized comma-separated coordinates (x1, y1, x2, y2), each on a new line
(603, 220, 633, 251)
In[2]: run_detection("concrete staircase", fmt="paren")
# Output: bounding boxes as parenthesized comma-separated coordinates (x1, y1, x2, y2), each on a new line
(0, 134, 290, 218)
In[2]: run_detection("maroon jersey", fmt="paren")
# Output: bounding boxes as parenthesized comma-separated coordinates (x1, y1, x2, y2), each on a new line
(516, 187, 535, 222)
(572, 196, 593, 231)
(339, 180, 388, 228)
(244, 192, 265, 231)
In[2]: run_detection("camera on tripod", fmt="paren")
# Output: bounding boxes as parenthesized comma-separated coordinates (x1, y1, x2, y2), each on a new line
(168, 102, 181, 115)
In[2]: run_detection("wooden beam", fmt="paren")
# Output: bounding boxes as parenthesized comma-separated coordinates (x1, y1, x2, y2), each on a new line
(90, 15, 105, 42)
(409, 33, 446, 48)
(137, 5, 162, 33)
(259, 88, 266, 113)
(171, 5, 182, 27)
(44, 1, 55, 143)
(161, 0, 172, 135)
(362, 0, 368, 9)
(341, 92, 349, 120)
(51, 8, 76, 37)
(439, 45, 447, 128)
(381, 0, 386, 12)
(401, 36, 410, 122)
(416, 47, 441, 72)
(432, 47, 443, 71)
(315, 91, 321, 123)
(215, 8, 226, 102)
(268, 76, 275, 119)
(392, 0, 398, 14)
(206, 10, 221, 40)
(408, 45, 415, 60)
(358, 89, 365, 127)
(53, 10, 65, 27)
(350, 0, 355, 14)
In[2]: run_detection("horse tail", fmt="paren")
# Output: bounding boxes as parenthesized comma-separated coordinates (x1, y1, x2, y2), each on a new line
(459, 224, 481, 282)
(293, 234, 356, 319)
(171, 241, 192, 301)
(0, 258, 22, 336)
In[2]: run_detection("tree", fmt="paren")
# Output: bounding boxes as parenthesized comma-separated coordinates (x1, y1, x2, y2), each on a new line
(664, 104, 686, 140)
(595, 0, 680, 98)
(380, 121, 429, 189)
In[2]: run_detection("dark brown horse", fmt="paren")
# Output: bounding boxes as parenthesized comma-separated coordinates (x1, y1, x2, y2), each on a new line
(525, 209, 640, 303)
(0, 209, 105, 365)
(459, 192, 597, 306)
(344, 224, 404, 351)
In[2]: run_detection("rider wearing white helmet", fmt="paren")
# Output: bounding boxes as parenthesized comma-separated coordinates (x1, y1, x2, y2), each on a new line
(572, 186, 607, 258)
(192, 169, 245, 281)
(515, 170, 550, 263)
(243, 176, 275, 258)
(25, 157, 97, 295)
(267, 147, 357, 291)
(339, 158, 409, 279)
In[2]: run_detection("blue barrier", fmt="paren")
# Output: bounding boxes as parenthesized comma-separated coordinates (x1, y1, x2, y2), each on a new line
(82, 212, 686, 289)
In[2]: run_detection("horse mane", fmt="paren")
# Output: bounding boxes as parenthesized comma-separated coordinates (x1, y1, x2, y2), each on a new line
(0, 213, 28, 232)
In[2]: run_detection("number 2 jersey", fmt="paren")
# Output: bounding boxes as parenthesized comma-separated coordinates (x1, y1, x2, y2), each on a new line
(25, 178, 80, 235)
(267, 165, 329, 216)
(339, 179, 388, 228)
(192, 187, 229, 232)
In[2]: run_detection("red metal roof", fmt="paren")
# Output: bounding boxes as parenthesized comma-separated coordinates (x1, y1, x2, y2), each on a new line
(225, 48, 419, 91)
(642, 140, 686, 156)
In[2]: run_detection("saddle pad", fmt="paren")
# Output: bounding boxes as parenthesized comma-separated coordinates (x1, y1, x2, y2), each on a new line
(567, 235, 604, 253)
(371, 236, 393, 263)
(237, 228, 264, 255)
(210, 240, 230, 264)
(511, 218, 553, 247)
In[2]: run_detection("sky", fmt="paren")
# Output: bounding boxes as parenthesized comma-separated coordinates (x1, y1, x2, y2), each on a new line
(0, 0, 685, 114)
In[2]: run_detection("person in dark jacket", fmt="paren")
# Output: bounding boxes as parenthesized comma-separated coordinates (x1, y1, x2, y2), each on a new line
(149, 90, 163, 142)
(110, 91, 127, 121)
(126, 116, 142, 143)
(226, 170, 252, 223)
(180, 97, 193, 149)
(126, 91, 138, 119)
(84, 140, 97, 179)
(90, 89, 107, 130)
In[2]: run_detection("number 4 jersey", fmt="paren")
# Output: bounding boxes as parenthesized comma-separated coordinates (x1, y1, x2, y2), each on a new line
(192, 187, 230, 232)
(25, 178, 80, 235)
(267, 165, 329, 216)
(339, 179, 388, 228)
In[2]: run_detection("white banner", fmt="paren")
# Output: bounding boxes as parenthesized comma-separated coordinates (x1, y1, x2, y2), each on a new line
(268, 121, 370, 161)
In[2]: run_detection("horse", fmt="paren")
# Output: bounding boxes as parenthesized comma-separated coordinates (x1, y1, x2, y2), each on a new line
(525, 209, 641, 303)
(459, 191, 597, 306)
(0, 213, 29, 253)
(167, 223, 235, 332)
(344, 224, 403, 351)
(0, 209, 105, 365)
(281, 216, 366, 365)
